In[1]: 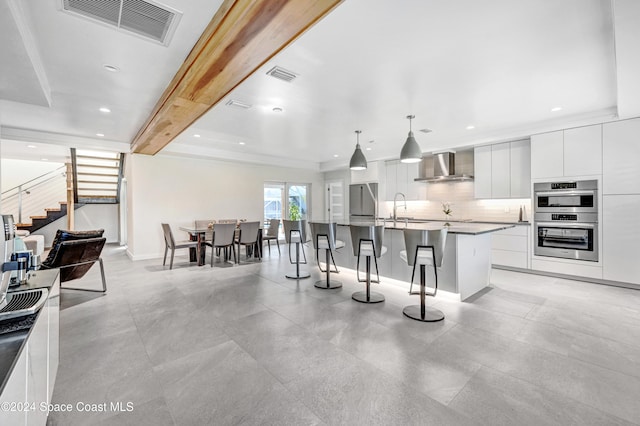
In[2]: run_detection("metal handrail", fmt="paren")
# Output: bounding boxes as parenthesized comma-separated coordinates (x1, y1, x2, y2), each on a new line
(1, 166, 67, 224)
(1, 165, 66, 196)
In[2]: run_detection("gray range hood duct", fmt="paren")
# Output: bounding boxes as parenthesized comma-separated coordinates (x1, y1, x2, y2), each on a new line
(414, 151, 474, 182)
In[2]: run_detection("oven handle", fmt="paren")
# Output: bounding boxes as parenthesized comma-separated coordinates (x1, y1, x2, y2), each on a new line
(535, 190, 595, 197)
(535, 222, 596, 229)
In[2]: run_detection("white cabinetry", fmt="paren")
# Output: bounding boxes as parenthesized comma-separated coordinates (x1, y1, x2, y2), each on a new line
(564, 125, 602, 176)
(531, 131, 564, 178)
(474, 140, 530, 199)
(385, 160, 423, 201)
(603, 118, 640, 194)
(351, 160, 380, 184)
(531, 125, 602, 179)
(491, 225, 529, 268)
(0, 271, 60, 426)
(602, 195, 640, 284)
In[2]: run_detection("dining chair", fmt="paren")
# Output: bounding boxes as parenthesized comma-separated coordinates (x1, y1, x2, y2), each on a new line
(262, 218, 281, 255)
(161, 223, 198, 270)
(195, 219, 214, 242)
(236, 221, 261, 263)
(204, 222, 237, 266)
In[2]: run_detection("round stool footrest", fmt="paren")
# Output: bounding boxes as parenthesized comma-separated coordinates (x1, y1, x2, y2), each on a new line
(351, 290, 384, 304)
(314, 280, 342, 289)
(402, 305, 445, 322)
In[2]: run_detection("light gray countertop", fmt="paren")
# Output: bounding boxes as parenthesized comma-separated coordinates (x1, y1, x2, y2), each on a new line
(326, 220, 515, 235)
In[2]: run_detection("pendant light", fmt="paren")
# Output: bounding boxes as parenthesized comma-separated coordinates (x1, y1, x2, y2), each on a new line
(400, 115, 422, 163)
(349, 130, 367, 170)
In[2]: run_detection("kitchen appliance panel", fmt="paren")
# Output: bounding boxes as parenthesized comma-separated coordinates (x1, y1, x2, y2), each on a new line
(534, 180, 598, 213)
(349, 183, 377, 218)
(534, 212, 598, 261)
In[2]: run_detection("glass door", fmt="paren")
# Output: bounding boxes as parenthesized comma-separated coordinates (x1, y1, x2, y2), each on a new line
(264, 182, 310, 238)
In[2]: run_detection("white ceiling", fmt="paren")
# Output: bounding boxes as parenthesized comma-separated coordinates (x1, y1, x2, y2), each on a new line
(1, 0, 639, 170)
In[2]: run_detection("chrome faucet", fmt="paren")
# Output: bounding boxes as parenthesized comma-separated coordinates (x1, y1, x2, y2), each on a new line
(393, 192, 407, 221)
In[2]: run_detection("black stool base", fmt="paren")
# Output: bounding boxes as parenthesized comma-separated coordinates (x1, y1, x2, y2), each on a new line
(402, 305, 444, 322)
(314, 280, 342, 289)
(352, 290, 384, 304)
(286, 271, 310, 279)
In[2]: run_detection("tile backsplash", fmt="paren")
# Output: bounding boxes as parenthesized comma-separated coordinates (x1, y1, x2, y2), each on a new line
(381, 181, 532, 222)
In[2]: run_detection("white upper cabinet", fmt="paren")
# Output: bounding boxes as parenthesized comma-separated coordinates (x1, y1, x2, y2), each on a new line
(491, 143, 511, 198)
(564, 125, 602, 177)
(474, 145, 492, 198)
(531, 125, 602, 180)
(510, 139, 531, 198)
(531, 131, 564, 178)
(603, 118, 640, 195)
(385, 160, 424, 201)
(474, 140, 530, 199)
(351, 160, 380, 184)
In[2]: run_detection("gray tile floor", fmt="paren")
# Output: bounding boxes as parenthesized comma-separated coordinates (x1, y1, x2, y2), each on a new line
(47, 244, 640, 425)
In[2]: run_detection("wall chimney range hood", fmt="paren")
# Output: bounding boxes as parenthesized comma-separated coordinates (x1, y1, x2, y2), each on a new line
(414, 151, 474, 182)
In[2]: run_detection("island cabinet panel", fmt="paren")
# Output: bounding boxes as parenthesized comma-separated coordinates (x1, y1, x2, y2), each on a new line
(603, 118, 640, 195)
(491, 225, 529, 269)
(26, 302, 49, 426)
(564, 125, 602, 177)
(531, 131, 564, 179)
(603, 194, 640, 284)
(0, 349, 27, 425)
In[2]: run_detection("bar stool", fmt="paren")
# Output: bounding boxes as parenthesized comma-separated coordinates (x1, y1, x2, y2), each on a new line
(310, 222, 344, 289)
(399, 228, 448, 322)
(282, 219, 310, 279)
(349, 224, 386, 303)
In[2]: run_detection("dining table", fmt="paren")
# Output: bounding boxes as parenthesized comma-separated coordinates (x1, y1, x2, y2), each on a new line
(180, 224, 264, 266)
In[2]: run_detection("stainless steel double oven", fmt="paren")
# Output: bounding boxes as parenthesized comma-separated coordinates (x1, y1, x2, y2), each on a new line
(533, 180, 598, 262)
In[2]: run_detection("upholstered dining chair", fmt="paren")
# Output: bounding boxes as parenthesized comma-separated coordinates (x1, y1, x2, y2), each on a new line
(195, 219, 214, 242)
(204, 222, 237, 266)
(262, 218, 281, 255)
(236, 221, 261, 263)
(161, 223, 199, 270)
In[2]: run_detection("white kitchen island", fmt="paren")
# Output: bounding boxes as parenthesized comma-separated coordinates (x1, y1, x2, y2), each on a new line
(331, 221, 515, 301)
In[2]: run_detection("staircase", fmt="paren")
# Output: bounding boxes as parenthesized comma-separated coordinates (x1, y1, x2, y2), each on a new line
(71, 148, 125, 204)
(17, 201, 85, 234)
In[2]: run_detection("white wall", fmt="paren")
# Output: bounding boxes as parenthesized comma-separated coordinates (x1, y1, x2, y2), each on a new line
(32, 204, 120, 246)
(126, 154, 325, 260)
(0, 159, 64, 192)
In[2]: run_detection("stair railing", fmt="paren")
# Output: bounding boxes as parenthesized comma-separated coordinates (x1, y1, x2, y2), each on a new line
(1, 166, 67, 223)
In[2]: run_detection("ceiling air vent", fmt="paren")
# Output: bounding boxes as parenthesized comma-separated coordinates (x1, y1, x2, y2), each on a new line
(266, 66, 298, 83)
(61, 0, 182, 46)
(225, 99, 252, 109)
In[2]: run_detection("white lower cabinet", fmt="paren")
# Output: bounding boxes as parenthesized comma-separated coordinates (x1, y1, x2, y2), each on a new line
(603, 194, 640, 284)
(0, 272, 60, 426)
(491, 226, 529, 268)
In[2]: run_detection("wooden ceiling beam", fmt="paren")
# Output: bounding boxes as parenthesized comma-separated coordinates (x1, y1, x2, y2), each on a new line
(130, 0, 342, 155)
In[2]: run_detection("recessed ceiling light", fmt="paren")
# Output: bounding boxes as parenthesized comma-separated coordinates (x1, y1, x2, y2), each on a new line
(333, 154, 339, 158)
(466, 125, 475, 130)
(99, 107, 111, 113)
(365, 147, 372, 151)
(41, 158, 48, 161)
(193, 134, 201, 138)
(239, 142, 246, 145)
(27, 145, 37, 149)
(96, 133, 105, 137)
(551, 106, 562, 112)
(103, 64, 120, 72)
(272, 107, 284, 113)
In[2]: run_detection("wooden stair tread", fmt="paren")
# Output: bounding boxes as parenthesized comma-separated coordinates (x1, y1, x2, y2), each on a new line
(29, 215, 47, 220)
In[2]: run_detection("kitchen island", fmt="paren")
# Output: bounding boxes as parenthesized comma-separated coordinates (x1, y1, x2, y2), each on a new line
(329, 220, 514, 301)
